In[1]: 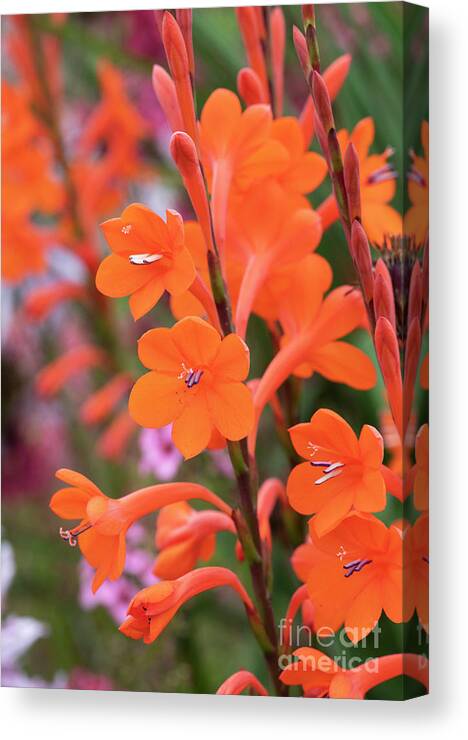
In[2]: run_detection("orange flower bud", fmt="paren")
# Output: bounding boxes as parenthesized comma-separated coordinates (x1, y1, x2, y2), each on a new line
(80, 373, 131, 425)
(170, 131, 214, 253)
(312, 70, 334, 133)
(270, 7, 285, 117)
(36, 345, 106, 397)
(293, 25, 311, 81)
(96, 409, 135, 461)
(237, 67, 265, 106)
(350, 220, 374, 302)
(408, 260, 423, 329)
(161, 11, 198, 147)
(151, 64, 183, 132)
(236, 7, 269, 101)
(344, 142, 361, 222)
(175, 9, 194, 77)
(374, 258, 396, 329)
(403, 317, 422, 435)
(374, 316, 403, 437)
(24, 281, 86, 321)
(299, 53, 352, 148)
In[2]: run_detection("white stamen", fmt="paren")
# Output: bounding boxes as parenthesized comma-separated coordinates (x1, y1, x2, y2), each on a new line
(128, 253, 163, 265)
(314, 469, 343, 485)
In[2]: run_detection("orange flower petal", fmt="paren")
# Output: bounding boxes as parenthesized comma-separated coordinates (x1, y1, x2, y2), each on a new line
(137, 327, 182, 372)
(311, 341, 377, 390)
(211, 333, 250, 381)
(129, 372, 183, 428)
(208, 381, 254, 441)
(171, 316, 221, 368)
(129, 276, 165, 320)
(95, 254, 152, 298)
(171, 390, 213, 459)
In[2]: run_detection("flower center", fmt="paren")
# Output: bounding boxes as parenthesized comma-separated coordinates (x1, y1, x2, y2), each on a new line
(178, 363, 204, 389)
(310, 459, 345, 485)
(367, 152, 397, 185)
(343, 558, 373, 578)
(128, 252, 163, 265)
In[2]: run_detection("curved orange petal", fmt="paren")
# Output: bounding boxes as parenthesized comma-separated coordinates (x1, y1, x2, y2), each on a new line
(344, 578, 382, 643)
(55, 468, 103, 497)
(200, 88, 242, 158)
(359, 425, 384, 468)
(49, 487, 93, 519)
(311, 341, 377, 390)
(164, 245, 196, 296)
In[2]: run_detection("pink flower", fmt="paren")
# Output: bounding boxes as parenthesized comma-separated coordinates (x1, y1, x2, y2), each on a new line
(138, 426, 183, 481)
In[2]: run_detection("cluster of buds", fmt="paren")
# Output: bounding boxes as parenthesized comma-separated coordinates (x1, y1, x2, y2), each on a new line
(295, 4, 428, 443)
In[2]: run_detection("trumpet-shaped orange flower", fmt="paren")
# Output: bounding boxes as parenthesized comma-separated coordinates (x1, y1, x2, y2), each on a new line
(97, 204, 196, 320)
(153, 501, 235, 579)
(227, 181, 322, 338)
(129, 316, 254, 458)
(292, 513, 405, 642)
(413, 423, 429, 511)
(199, 88, 288, 248)
(217, 670, 268, 696)
(287, 409, 386, 537)
(280, 648, 428, 699)
(318, 117, 402, 244)
(119, 566, 254, 644)
(248, 259, 376, 454)
(405, 121, 429, 244)
(50, 468, 231, 592)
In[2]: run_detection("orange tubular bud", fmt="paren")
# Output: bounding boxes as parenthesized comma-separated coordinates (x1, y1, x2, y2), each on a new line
(344, 142, 361, 222)
(161, 11, 198, 148)
(257, 478, 286, 553)
(120, 567, 255, 644)
(96, 409, 135, 461)
(270, 7, 285, 117)
(170, 131, 214, 253)
(350, 220, 374, 303)
(408, 260, 423, 328)
(152, 65, 183, 132)
(374, 317, 403, 438)
(36, 345, 106, 397)
(293, 25, 311, 81)
(175, 9, 194, 78)
(236, 7, 269, 102)
(311, 70, 334, 133)
(80, 373, 131, 425)
(24, 281, 86, 321)
(217, 670, 268, 697)
(299, 53, 352, 148)
(374, 259, 396, 329)
(237, 67, 265, 106)
(403, 317, 422, 434)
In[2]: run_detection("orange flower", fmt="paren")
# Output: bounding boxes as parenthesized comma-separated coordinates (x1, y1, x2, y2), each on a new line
(248, 259, 376, 454)
(293, 513, 405, 642)
(49, 468, 232, 592)
(153, 501, 235, 579)
(217, 670, 268, 696)
(36, 345, 106, 397)
(405, 121, 429, 244)
(280, 648, 428, 699)
(318, 117, 402, 243)
(226, 181, 322, 338)
(287, 409, 386, 537)
(413, 423, 429, 511)
(119, 566, 254, 644)
(97, 204, 196, 320)
(199, 88, 288, 249)
(129, 316, 254, 458)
